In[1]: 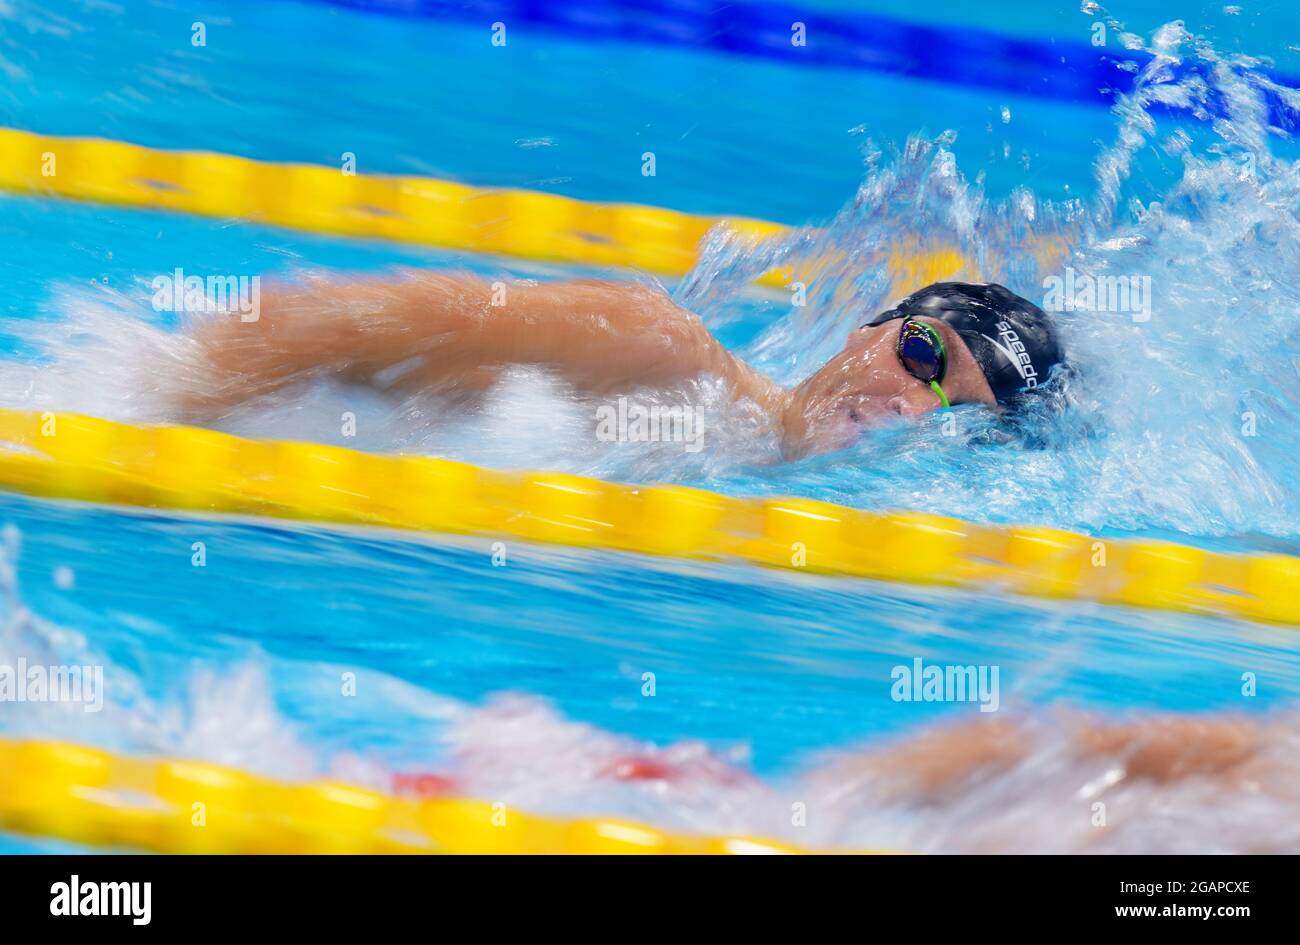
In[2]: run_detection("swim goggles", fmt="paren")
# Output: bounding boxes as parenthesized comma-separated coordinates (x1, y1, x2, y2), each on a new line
(896, 317, 950, 408)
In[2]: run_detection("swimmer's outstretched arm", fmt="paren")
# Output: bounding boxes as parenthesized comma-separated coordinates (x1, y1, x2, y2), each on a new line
(811, 713, 1263, 802)
(182, 272, 781, 416)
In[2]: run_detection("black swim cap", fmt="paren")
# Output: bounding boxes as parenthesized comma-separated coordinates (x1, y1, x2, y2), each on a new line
(865, 282, 1066, 409)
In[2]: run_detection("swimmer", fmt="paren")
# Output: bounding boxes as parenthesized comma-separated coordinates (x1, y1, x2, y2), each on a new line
(183, 274, 1066, 457)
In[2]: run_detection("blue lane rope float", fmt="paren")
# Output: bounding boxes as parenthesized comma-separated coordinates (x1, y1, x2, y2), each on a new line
(0, 409, 1296, 626)
(310, 0, 1300, 131)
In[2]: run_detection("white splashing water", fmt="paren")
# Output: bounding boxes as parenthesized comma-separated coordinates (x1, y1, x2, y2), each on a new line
(675, 14, 1300, 540)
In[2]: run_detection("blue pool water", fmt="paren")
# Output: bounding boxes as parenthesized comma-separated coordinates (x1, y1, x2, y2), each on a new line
(2, 1, 1299, 853)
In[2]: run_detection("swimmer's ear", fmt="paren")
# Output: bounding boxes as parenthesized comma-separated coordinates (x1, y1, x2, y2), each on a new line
(973, 366, 1090, 450)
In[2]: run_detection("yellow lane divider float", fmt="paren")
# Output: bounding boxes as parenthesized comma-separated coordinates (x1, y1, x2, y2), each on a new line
(0, 126, 980, 290)
(0, 408, 1296, 626)
(0, 737, 839, 854)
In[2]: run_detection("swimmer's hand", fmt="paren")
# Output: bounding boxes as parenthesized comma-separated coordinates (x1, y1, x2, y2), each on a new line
(179, 271, 778, 420)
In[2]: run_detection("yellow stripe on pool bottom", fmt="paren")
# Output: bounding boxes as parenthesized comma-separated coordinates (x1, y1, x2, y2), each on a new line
(0, 408, 1295, 626)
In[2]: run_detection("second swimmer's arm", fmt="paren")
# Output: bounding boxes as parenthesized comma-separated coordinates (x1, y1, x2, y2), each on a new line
(183, 272, 779, 415)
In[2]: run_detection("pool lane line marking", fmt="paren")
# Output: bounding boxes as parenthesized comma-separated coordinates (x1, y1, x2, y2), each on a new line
(0, 126, 994, 292)
(302, 0, 1299, 131)
(0, 737, 878, 854)
(0, 408, 1295, 626)
(0, 126, 783, 276)
(0, 122, 1062, 350)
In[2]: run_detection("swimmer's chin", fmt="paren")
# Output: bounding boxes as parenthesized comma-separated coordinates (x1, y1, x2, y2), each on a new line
(781, 407, 886, 460)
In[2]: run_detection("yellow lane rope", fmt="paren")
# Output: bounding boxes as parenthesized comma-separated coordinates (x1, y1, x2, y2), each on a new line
(0, 126, 979, 290)
(0, 409, 1295, 625)
(0, 737, 848, 854)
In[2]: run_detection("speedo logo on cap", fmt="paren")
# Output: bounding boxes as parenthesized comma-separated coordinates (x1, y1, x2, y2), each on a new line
(982, 320, 1038, 388)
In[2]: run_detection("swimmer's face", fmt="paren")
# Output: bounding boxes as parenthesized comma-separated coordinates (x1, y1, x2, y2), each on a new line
(782, 317, 997, 458)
